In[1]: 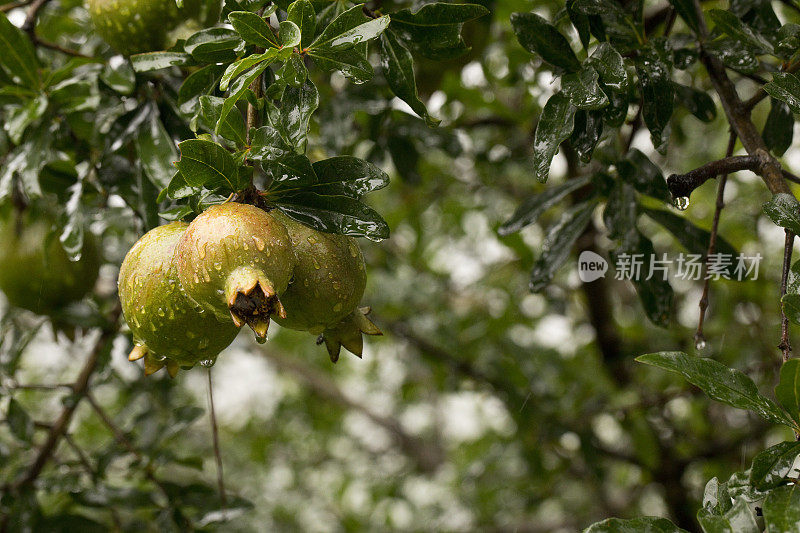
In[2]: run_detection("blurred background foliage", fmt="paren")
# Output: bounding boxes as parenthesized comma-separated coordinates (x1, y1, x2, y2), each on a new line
(1, 0, 800, 531)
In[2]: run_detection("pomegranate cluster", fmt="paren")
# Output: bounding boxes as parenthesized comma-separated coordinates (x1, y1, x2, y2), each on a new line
(118, 202, 380, 376)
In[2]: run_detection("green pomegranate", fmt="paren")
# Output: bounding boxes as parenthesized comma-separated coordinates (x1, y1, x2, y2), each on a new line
(87, 0, 221, 56)
(118, 221, 239, 376)
(175, 202, 295, 340)
(273, 212, 381, 362)
(0, 205, 100, 315)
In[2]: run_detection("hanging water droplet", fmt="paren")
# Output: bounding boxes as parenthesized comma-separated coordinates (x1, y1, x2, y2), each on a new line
(242, 241, 249, 251)
(253, 235, 266, 251)
(157, 308, 165, 317)
(198, 243, 206, 259)
(695, 337, 707, 351)
(200, 358, 215, 368)
(673, 196, 690, 211)
(254, 333, 267, 344)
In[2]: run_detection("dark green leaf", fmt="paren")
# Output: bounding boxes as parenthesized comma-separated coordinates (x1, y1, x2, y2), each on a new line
(175, 139, 245, 192)
(618, 149, 670, 202)
(764, 72, 800, 114)
(763, 484, 800, 533)
(697, 497, 759, 533)
(279, 20, 302, 48)
(673, 83, 717, 122)
(308, 156, 389, 197)
(510, 12, 581, 73)
(587, 42, 629, 91)
(390, 3, 489, 61)
(7, 398, 34, 443)
(636, 47, 674, 153)
(275, 80, 319, 151)
(603, 182, 636, 240)
(309, 5, 389, 53)
(0, 12, 40, 89)
(706, 38, 759, 75)
(287, 0, 315, 49)
(249, 125, 292, 161)
(613, 232, 672, 326)
(566, 0, 591, 49)
(229, 10, 278, 47)
(136, 114, 178, 190)
(584, 516, 688, 532)
(309, 43, 374, 83)
(763, 193, 800, 235)
(499, 176, 592, 235)
(131, 52, 195, 72)
(701, 477, 733, 516)
(165, 171, 199, 199)
(707, 9, 773, 54)
(667, 0, 699, 33)
(642, 208, 739, 266)
(635, 351, 797, 427)
(763, 98, 794, 156)
(530, 201, 595, 291)
(781, 294, 800, 325)
(775, 359, 800, 423)
(200, 95, 246, 146)
(533, 92, 577, 182)
(276, 52, 307, 87)
(570, 110, 604, 163)
(220, 49, 278, 91)
(263, 153, 317, 183)
(750, 441, 800, 491)
(562, 67, 609, 110)
(380, 31, 439, 127)
(273, 193, 390, 241)
(178, 64, 226, 104)
(185, 28, 244, 63)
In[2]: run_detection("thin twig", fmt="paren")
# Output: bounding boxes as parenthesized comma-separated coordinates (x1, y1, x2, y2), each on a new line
(34, 37, 92, 58)
(779, 230, 794, 362)
(695, 132, 737, 347)
(0, 0, 31, 12)
(667, 154, 766, 199)
(22, 0, 48, 33)
(207, 369, 227, 507)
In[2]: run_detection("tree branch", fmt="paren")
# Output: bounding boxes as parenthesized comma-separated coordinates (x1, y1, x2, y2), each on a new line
(779, 230, 794, 363)
(666, 154, 766, 199)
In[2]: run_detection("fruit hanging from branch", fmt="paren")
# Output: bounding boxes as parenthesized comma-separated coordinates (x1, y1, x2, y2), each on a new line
(273, 212, 381, 362)
(0, 204, 99, 315)
(118, 221, 239, 377)
(174, 202, 295, 342)
(87, 0, 221, 56)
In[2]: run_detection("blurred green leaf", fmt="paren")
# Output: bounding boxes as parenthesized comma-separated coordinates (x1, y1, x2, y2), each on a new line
(584, 516, 688, 532)
(533, 92, 577, 182)
(530, 201, 595, 291)
(775, 359, 800, 423)
(510, 12, 581, 72)
(763, 98, 794, 156)
(0, 12, 40, 89)
(763, 484, 800, 532)
(749, 440, 800, 491)
(673, 83, 717, 122)
(130, 52, 195, 72)
(7, 398, 34, 443)
(390, 2, 488, 60)
(185, 28, 244, 63)
(136, 113, 178, 190)
(380, 31, 439, 127)
(499, 176, 591, 235)
(707, 9, 773, 54)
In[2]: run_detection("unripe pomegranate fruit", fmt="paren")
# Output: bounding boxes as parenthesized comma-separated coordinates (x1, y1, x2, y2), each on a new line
(273, 212, 381, 362)
(175, 203, 294, 340)
(0, 205, 99, 315)
(118, 221, 239, 376)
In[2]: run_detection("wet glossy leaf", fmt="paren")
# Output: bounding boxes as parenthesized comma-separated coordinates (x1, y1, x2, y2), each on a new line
(310, 156, 389, 197)
(309, 5, 389, 53)
(587, 42, 629, 91)
(274, 80, 318, 151)
(199, 95, 246, 145)
(380, 31, 439, 127)
(636, 48, 673, 153)
(185, 28, 244, 63)
(175, 139, 245, 192)
(603, 181, 636, 240)
(763, 98, 794, 156)
(673, 83, 716, 122)
(566, 0, 591, 49)
(775, 359, 800, 423)
(510, 12, 581, 73)
(179, 64, 225, 104)
(706, 38, 759, 75)
(782, 294, 800, 326)
(701, 477, 733, 516)
(249, 125, 291, 161)
(763, 484, 800, 532)
(100, 60, 136, 95)
(136, 114, 178, 189)
(763, 193, 800, 235)
(7, 398, 34, 443)
(667, 0, 699, 33)
(220, 49, 278, 92)
(635, 352, 796, 427)
(0, 12, 40, 89)
(530, 201, 595, 291)
(274, 193, 390, 241)
(749, 440, 800, 491)
(131, 52, 195, 72)
(287, 0, 315, 49)
(562, 68, 609, 110)
(697, 497, 759, 533)
(390, 3, 489, 61)
(217, 61, 271, 135)
(570, 110, 603, 163)
(707, 9, 773, 54)
(165, 171, 198, 199)
(533, 92, 577, 182)
(584, 516, 688, 533)
(263, 152, 317, 182)
(309, 43, 373, 83)
(276, 52, 307, 87)
(764, 72, 800, 114)
(229, 10, 278, 47)
(280, 20, 301, 48)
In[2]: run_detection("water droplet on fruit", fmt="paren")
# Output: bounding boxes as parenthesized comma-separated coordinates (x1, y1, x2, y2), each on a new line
(157, 308, 165, 317)
(313, 258, 320, 270)
(213, 262, 222, 271)
(198, 244, 206, 259)
(242, 242, 249, 251)
(307, 236, 317, 244)
(673, 196, 690, 210)
(193, 272, 200, 284)
(253, 236, 265, 251)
